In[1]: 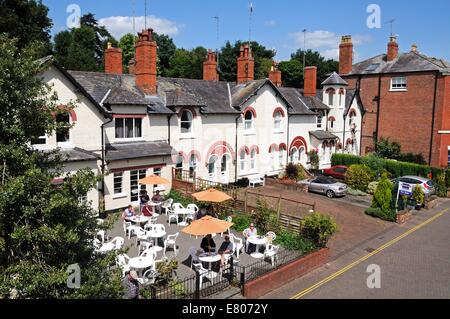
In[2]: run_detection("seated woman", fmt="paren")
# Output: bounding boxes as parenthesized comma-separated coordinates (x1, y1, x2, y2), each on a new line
(245, 223, 258, 254)
(122, 205, 135, 220)
(200, 234, 216, 253)
(141, 203, 153, 217)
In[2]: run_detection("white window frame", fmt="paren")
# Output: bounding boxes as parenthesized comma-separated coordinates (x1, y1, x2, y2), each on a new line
(244, 111, 254, 131)
(250, 149, 257, 171)
(115, 117, 143, 141)
(189, 154, 197, 177)
(153, 167, 162, 176)
(113, 172, 124, 197)
(279, 147, 285, 167)
(270, 146, 277, 170)
(180, 110, 193, 135)
(290, 147, 298, 164)
(239, 150, 247, 173)
(317, 113, 323, 129)
(299, 147, 305, 164)
(274, 111, 282, 131)
(390, 77, 407, 91)
(208, 155, 218, 176)
(56, 113, 72, 148)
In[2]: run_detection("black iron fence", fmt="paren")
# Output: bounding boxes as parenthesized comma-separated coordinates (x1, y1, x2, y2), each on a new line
(147, 249, 306, 299)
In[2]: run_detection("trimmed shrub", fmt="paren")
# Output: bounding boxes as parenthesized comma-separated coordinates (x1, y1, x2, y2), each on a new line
(367, 182, 379, 195)
(365, 207, 396, 222)
(276, 230, 316, 253)
(332, 153, 363, 167)
(435, 173, 447, 198)
(362, 154, 385, 177)
(308, 150, 320, 172)
(412, 185, 425, 206)
(345, 164, 375, 192)
(300, 212, 338, 248)
(371, 173, 393, 213)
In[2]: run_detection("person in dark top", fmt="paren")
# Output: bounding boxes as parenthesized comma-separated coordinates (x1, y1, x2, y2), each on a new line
(196, 208, 207, 220)
(206, 205, 218, 218)
(141, 203, 153, 217)
(151, 190, 164, 214)
(122, 271, 140, 299)
(140, 190, 150, 207)
(218, 236, 234, 266)
(200, 234, 216, 253)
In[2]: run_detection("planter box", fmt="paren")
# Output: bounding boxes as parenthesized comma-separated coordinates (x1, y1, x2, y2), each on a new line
(243, 248, 329, 299)
(424, 197, 440, 210)
(396, 209, 412, 224)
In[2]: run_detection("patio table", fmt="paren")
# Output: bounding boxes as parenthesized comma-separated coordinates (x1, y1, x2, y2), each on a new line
(146, 229, 167, 252)
(97, 242, 115, 253)
(198, 253, 221, 279)
(129, 256, 155, 277)
(126, 215, 150, 226)
(175, 208, 192, 227)
(247, 236, 268, 259)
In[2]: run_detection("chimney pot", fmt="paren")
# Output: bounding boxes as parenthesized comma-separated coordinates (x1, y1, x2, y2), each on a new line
(237, 44, 254, 84)
(411, 44, 418, 52)
(203, 49, 218, 81)
(304, 66, 317, 97)
(269, 61, 282, 87)
(387, 36, 399, 61)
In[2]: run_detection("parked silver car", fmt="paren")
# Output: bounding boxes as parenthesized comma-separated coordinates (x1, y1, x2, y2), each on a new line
(392, 176, 436, 197)
(298, 176, 348, 198)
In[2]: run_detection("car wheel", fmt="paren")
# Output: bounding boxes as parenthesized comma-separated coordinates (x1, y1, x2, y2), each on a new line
(326, 190, 335, 198)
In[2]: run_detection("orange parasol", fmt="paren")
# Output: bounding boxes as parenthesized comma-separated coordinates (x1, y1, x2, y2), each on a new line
(182, 216, 234, 236)
(139, 175, 170, 185)
(192, 188, 232, 203)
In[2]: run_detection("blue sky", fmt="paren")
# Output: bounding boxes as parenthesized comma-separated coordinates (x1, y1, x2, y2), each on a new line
(43, 0, 450, 63)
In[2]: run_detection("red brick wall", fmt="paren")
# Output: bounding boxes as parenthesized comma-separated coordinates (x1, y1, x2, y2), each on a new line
(269, 69, 282, 87)
(243, 248, 329, 299)
(345, 72, 447, 166)
(135, 29, 157, 95)
(104, 47, 123, 74)
(339, 41, 353, 75)
(436, 75, 450, 167)
(237, 44, 254, 84)
(304, 67, 317, 97)
(203, 51, 218, 81)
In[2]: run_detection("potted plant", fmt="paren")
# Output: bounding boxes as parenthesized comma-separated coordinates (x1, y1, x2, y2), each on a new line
(412, 185, 425, 211)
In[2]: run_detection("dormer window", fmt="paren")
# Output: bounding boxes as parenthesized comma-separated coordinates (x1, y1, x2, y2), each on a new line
(180, 110, 193, 134)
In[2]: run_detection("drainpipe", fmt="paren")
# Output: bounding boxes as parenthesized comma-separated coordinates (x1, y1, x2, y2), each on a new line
(167, 114, 174, 145)
(100, 116, 113, 214)
(429, 71, 439, 165)
(374, 75, 382, 147)
(286, 113, 292, 165)
(357, 78, 364, 156)
(235, 114, 241, 184)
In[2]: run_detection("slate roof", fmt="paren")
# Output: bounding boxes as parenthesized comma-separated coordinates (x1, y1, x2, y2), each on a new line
(348, 51, 450, 75)
(321, 72, 348, 86)
(46, 148, 99, 163)
(278, 87, 330, 114)
(105, 141, 175, 161)
(309, 130, 339, 140)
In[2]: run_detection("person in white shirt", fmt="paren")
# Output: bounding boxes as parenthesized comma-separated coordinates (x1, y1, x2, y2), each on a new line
(245, 223, 257, 254)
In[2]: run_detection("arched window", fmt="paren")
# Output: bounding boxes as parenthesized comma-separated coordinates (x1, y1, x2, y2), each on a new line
(279, 145, 286, 167)
(270, 145, 277, 170)
(349, 110, 357, 126)
(299, 147, 305, 164)
(189, 154, 197, 177)
(274, 111, 282, 130)
(221, 155, 229, 173)
(180, 110, 193, 133)
(339, 88, 345, 106)
(208, 156, 218, 175)
(250, 149, 257, 170)
(240, 150, 247, 172)
(329, 116, 336, 129)
(176, 155, 184, 173)
(56, 113, 71, 145)
(326, 88, 335, 106)
(290, 147, 298, 163)
(244, 110, 254, 131)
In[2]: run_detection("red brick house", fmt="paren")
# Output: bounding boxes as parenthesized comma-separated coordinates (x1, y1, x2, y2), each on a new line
(338, 35, 450, 168)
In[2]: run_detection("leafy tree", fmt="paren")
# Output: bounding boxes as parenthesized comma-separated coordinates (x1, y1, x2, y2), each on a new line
(371, 173, 394, 213)
(345, 164, 375, 192)
(308, 150, 320, 173)
(375, 138, 402, 160)
(154, 32, 176, 76)
(0, 35, 123, 298)
(218, 40, 276, 82)
(167, 46, 208, 79)
(279, 50, 338, 88)
(118, 33, 137, 72)
(0, 0, 53, 56)
(300, 212, 338, 248)
(190, 46, 208, 79)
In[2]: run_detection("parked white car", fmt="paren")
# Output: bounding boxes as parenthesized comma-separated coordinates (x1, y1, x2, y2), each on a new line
(392, 176, 436, 197)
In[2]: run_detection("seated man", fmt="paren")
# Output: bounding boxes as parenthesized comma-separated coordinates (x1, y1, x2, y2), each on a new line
(140, 190, 150, 206)
(200, 234, 216, 253)
(122, 205, 135, 220)
(196, 208, 207, 220)
(218, 236, 234, 266)
(141, 203, 153, 217)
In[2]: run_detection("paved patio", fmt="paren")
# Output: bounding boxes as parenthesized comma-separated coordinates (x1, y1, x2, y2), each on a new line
(105, 212, 269, 280)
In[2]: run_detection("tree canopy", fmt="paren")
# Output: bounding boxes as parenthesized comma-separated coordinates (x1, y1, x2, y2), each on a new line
(0, 0, 53, 57)
(0, 35, 123, 298)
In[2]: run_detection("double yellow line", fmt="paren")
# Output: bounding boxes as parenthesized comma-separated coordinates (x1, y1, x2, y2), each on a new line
(291, 208, 448, 299)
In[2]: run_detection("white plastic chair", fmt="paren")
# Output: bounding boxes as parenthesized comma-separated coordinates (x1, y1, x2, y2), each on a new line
(134, 227, 148, 245)
(96, 230, 106, 244)
(221, 216, 233, 237)
(187, 204, 199, 213)
(193, 262, 210, 287)
(266, 231, 277, 243)
(155, 224, 166, 233)
(149, 216, 158, 225)
(164, 232, 179, 256)
(140, 248, 157, 260)
(264, 244, 279, 266)
(138, 241, 153, 255)
(138, 269, 159, 287)
(243, 228, 250, 251)
(123, 221, 136, 239)
(167, 207, 179, 225)
(110, 237, 124, 250)
(172, 203, 184, 212)
(188, 247, 202, 269)
(229, 234, 244, 259)
(116, 254, 131, 277)
(161, 198, 173, 216)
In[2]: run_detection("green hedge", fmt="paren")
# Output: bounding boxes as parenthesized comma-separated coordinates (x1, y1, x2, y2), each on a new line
(332, 154, 448, 181)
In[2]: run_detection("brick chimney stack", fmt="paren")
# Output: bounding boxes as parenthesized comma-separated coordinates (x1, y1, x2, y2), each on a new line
(104, 42, 123, 74)
(339, 35, 353, 75)
(269, 61, 282, 87)
(135, 29, 157, 95)
(203, 50, 218, 81)
(303, 66, 317, 97)
(237, 44, 254, 84)
(387, 36, 399, 61)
